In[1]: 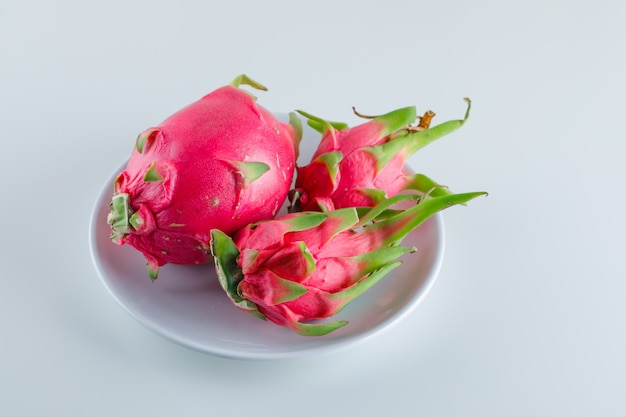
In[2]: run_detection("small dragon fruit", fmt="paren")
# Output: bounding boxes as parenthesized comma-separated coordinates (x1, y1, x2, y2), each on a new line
(107, 75, 302, 280)
(210, 190, 486, 336)
(290, 99, 471, 212)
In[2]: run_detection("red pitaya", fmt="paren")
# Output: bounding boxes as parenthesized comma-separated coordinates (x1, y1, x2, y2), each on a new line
(107, 75, 302, 280)
(290, 99, 471, 212)
(210, 190, 486, 336)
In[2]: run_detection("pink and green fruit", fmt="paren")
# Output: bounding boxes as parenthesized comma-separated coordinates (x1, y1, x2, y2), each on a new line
(107, 75, 302, 280)
(210, 190, 486, 336)
(291, 100, 471, 212)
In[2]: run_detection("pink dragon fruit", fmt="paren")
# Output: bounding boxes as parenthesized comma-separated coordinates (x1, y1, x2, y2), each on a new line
(210, 190, 486, 336)
(107, 75, 301, 280)
(290, 99, 471, 212)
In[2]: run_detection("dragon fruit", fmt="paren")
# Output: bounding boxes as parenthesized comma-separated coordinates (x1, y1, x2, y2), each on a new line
(107, 75, 302, 280)
(210, 190, 486, 336)
(290, 99, 471, 212)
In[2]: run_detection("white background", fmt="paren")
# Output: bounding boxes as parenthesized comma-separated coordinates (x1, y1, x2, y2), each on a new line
(2, 0, 625, 415)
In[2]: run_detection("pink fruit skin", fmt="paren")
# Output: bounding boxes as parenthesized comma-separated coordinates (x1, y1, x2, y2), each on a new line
(112, 85, 298, 272)
(231, 210, 406, 333)
(293, 101, 471, 213)
(295, 119, 410, 211)
(211, 184, 486, 335)
(312, 120, 390, 158)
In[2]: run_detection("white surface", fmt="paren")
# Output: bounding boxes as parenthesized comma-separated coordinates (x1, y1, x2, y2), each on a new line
(1, 0, 625, 415)
(89, 128, 444, 360)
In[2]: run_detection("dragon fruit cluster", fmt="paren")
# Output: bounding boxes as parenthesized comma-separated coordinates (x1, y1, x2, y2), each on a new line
(108, 75, 485, 335)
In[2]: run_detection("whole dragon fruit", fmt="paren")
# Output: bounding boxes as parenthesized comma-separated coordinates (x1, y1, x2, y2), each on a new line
(290, 99, 471, 212)
(107, 75, 302, 280)
(210, 190, 486, 336)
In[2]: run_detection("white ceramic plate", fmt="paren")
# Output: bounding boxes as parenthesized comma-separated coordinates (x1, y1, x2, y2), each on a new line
(88, 116, 444, 360)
